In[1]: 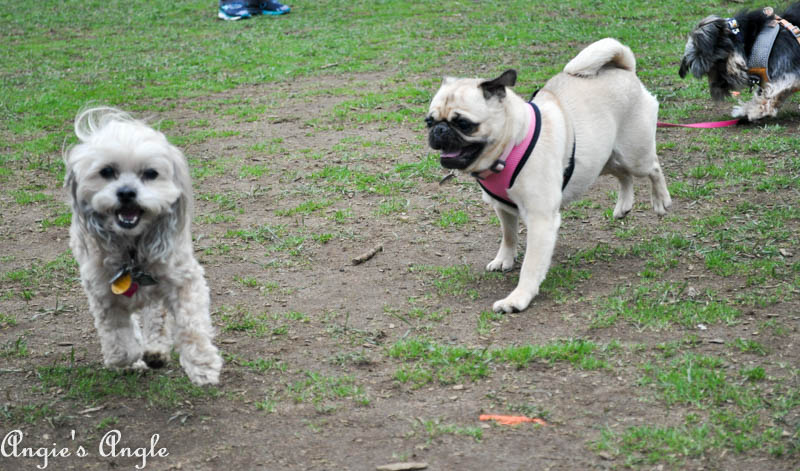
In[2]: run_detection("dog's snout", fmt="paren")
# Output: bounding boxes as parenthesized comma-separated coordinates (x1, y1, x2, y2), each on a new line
(429, 122, 451, 149)
(432, 122, 449, 139)
(116, 186, 137, 202)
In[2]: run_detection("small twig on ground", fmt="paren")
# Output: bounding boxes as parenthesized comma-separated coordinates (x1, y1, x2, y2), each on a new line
(352, 244, 383, 265)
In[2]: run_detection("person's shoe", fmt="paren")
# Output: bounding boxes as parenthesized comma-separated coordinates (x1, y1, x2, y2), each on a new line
(260, 0, 290, 15)
(218, 2, 258, 20)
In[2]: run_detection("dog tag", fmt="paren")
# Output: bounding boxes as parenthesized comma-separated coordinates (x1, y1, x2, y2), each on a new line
(111, 271, 133, 295)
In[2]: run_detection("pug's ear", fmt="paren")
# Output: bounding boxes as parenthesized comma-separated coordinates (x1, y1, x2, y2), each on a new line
(479, 69, 517, 100)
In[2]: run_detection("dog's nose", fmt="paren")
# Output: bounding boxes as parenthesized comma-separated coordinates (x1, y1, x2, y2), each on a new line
(429, 122, 450, 149)
(116, 186, 137, 202)
(432, 122, 449, 139)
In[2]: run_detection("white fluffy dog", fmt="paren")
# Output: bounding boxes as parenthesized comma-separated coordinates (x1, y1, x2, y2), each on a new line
(65, 107, 222, 385)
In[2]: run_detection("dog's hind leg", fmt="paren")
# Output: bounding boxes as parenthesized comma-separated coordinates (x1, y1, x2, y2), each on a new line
(601, 156, 635, 219)
(613, 168, 635, 219)
(647, 158, 672, 216)
(486, 205, 518, 272)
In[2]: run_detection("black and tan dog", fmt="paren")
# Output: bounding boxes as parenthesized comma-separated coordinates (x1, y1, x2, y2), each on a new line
(679, 3, 800, 120)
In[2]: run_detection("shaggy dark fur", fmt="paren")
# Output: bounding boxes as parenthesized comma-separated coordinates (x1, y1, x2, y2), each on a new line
(679, 3, 800, 119)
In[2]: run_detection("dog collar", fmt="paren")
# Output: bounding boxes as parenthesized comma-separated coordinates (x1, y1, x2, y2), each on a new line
(110, 249, 158, 297)
(726, 18, 742, 39)
(472, 103, 541, 208)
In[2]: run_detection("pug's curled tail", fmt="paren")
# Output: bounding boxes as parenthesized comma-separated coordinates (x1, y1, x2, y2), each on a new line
(563, 38, 636, 77)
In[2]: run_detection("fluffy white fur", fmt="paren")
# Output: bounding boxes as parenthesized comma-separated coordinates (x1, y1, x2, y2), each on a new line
(428, 38, 671, 313)
(65, 107, 222, 385)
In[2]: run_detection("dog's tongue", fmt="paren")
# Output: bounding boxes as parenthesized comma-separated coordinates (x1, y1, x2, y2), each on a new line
(119, 208, 140, 222)
(440, 150, 461, 159)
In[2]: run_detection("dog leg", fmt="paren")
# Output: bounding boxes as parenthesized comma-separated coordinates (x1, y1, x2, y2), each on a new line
(734, 76, 800, 121)
(602, 156, 634, 219)
(140, 305, 171, 369)
(493, 209, 560, 313)
(486, 206, 518, 272)
(91, 300, 143, 368)
(613, 171, 634, 219)
(648, 160, 672, 216)
(732, 94, 775, 121)
(167, 266, 222, 385)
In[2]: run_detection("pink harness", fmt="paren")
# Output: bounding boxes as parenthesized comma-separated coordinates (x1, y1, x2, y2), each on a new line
(474, 103, 542, 208)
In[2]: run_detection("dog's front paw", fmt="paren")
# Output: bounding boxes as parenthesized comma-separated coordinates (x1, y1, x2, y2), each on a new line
(102, 348, 142, 369)
(180, 347, 223, 385)
(492, 289, 534, 313)
(731, 104, 746, 118)
(486, 256, 514, 272)
(142, 351, 168, 369)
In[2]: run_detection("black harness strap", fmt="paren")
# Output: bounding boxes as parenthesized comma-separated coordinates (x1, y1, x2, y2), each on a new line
(562, 137, 576, 191)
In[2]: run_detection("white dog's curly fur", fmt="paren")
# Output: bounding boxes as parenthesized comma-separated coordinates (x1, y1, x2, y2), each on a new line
(65, 106, 222, 385)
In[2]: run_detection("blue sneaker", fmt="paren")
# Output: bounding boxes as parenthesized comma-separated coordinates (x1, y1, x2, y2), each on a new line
(260, 0, 290, 15)
(218, 2, 259, 20)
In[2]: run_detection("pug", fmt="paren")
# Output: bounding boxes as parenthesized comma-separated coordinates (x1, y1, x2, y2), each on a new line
(426, 38, 672, 313)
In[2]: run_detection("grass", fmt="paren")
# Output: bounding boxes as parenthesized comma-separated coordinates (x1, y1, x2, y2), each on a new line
(35, 361, 219, 409)
(2, 0, 799, 467)
(218, 306, 289, 338)
(418, 418, 484, 443)
(1, 336, 29, 358)
(387, 337, 610, 387)
(592, 281, 741, 329)
(409, 264, 504, 300)
(598, 351, 797, 464)
(287, 371, 370, 411)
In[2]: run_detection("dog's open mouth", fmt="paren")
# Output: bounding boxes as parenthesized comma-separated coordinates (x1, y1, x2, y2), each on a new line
(115, 205, 143, 229)
(439, 143, 486, 170)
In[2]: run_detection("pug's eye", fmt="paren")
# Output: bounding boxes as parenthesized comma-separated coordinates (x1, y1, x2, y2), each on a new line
(424, 116, 435, 128)
(453, 117, 477, 133)
(142, 168, 159, 181)
(99, 166, 116, 179)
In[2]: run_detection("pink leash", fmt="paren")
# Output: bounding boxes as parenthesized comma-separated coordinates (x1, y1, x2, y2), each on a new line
(657, 119, 741, 128)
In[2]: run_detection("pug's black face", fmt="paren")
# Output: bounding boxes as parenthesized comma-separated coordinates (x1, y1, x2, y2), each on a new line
(425, 115, 486, 169)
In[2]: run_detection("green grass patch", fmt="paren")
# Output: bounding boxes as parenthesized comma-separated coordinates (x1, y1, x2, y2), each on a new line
(36, 363, 219, 408)
(218, 306, 288, 337)
(409, 264, 503, 300)
(275, 199, 334, 217)
(592, 282, 740, 329)
(387, 337, 608, 387)
(419, 418, 483, 443)
(1, 336, 29, 358)
(287, 371, 370, 410)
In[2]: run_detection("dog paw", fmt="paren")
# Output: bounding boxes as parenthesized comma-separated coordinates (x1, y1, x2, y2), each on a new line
(612, 207, 631, 219)
(492, 290, 534, 313)
(486, 257, 514, 272)
(731, 105, 745, 118)
(188, 369, 220, 386)
(181, 349, 223, 385)
(142, 351, 168, 369)
(652, 195, 672, 216)
(102, 349, 142, 369)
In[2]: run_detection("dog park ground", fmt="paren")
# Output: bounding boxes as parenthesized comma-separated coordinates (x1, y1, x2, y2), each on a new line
(1, 1, 798, 469)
